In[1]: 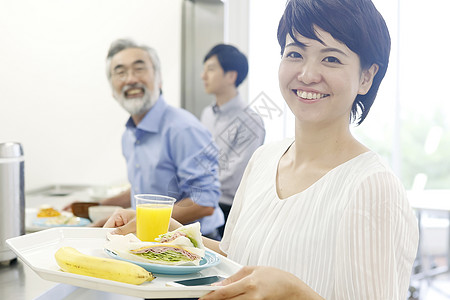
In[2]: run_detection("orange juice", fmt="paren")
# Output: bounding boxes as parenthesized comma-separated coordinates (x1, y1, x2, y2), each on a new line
(136, 204, 173, 241)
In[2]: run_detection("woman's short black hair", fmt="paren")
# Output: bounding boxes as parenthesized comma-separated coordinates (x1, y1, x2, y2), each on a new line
(277, 0, 391, 125)
(204, 44, 249, 87)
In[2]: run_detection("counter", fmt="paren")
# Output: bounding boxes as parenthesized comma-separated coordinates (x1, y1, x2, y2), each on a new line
(0, 258, 140, 299)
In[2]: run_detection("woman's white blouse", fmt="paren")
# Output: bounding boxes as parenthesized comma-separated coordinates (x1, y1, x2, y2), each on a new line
(220, 139, 419, 300)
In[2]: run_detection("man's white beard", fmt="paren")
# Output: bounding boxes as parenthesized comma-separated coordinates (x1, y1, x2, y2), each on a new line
(113, 83, 160, 116)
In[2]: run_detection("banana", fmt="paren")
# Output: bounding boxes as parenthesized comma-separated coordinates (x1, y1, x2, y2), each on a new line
(54, 246, 155, 285)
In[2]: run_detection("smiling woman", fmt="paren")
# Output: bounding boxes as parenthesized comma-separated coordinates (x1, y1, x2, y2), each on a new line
(207, 1, 418, 297)
(104, 1, 419, 299)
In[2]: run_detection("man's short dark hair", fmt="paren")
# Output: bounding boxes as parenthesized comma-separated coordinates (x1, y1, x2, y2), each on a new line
(204, 44, 249, 87)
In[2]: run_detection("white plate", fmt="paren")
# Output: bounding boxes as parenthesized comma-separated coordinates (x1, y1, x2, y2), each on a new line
(105, 248, 221, 275)
(6, 227, 242, 298)
(33, 216, 91, 227)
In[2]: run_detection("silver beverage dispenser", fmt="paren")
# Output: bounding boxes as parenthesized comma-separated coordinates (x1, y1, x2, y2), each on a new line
(0, 142, 25, 262)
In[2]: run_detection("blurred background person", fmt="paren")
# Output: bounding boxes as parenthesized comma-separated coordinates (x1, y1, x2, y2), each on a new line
(70, 38, 224, 240)
(200, 44, 265, 237)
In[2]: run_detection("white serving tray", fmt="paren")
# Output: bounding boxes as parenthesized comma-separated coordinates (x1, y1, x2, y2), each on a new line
(6, 227, 242, 298)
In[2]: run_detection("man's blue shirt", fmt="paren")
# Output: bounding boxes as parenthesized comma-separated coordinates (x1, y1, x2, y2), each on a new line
(122, 96, 223, 234)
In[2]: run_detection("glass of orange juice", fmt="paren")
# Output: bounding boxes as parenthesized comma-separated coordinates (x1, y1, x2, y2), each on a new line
(135, 194, 176, 242)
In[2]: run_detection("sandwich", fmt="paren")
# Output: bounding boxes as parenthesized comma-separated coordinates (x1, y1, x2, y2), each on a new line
(155, 222, 204, 249)
(128, 222, 205, 266)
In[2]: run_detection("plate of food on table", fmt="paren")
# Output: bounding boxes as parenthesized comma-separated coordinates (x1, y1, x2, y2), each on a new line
(27, 205, 91, 231)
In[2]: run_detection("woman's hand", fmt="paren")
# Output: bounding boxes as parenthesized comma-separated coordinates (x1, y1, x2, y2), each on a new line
(199, 266, 323, 300)
(103, 208, 136, 235)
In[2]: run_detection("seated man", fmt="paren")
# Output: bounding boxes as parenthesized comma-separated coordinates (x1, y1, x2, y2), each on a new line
(201, 44, 265, 236)
(98, 38, 223, 240)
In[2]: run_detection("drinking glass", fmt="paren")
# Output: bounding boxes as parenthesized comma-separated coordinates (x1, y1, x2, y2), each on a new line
(135, 194, 175, 242)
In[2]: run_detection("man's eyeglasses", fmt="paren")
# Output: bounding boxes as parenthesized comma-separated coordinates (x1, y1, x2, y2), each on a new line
(111, 65, 148, 81)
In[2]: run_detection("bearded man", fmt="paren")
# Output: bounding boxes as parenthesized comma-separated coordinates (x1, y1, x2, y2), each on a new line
(100, 39, 223, 240)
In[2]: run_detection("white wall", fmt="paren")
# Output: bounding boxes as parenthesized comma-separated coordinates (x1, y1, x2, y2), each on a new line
(0, 0, 183, 190)
(248, 0, 290, 143)
(224, 0, 249, 102)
